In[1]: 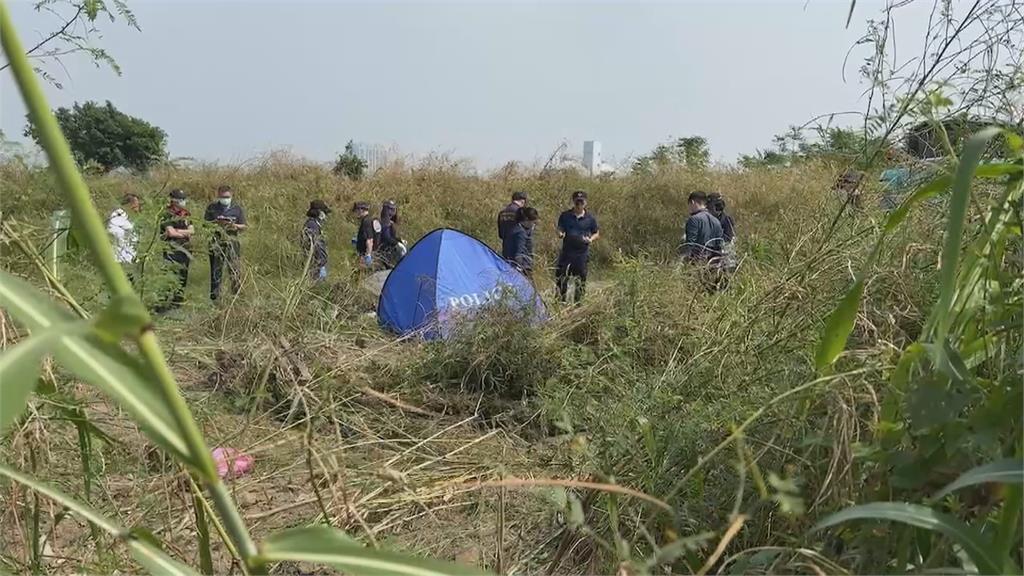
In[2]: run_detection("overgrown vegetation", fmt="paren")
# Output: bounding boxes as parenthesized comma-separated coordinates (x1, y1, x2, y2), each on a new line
(1, 0, 1022, 575)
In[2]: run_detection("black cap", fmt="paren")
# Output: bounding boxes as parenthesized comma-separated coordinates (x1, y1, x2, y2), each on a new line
(512, 191, 527, 201)
(352, 201, 369, 211)
(169, 189, 186, 200)
(384, 199, 397, 208)
(309, 200, 331, 214)
(572, 190, 587, 202)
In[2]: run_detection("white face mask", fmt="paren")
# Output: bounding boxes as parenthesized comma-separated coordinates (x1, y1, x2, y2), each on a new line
(317, 212, 327, 221)
(173, 198, 187, 207)
(218, 197, 232, 206)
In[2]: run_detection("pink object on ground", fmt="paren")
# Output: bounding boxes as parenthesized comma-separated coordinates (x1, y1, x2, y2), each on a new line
(212, 447, 254, 479)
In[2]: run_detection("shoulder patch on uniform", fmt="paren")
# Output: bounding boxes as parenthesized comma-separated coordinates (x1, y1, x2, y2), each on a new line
(372, 219, 382, 233)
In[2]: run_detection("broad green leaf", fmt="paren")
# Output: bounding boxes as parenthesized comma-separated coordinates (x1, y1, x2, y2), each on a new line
(934, 459, 1024, 499)
(814, 276, 865, 370)
(53, 335, 192, 462)
(0, 269, 76, 330)
(0, 462, 198, 575)
(258, 526, 489, 576)
(0, 334, 51, 433)
(927, 127, 1003, 345)
(0, 270, 190, 461)
(884, 174, 952, 232)
(93, 294, 150, 343)
(812, 502, 1002, 575)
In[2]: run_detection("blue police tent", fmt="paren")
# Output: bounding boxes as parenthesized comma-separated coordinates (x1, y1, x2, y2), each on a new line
(377, 228, 545, 339)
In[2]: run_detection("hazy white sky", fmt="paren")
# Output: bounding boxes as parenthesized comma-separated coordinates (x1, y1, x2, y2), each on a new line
(1, 1, 923, 167)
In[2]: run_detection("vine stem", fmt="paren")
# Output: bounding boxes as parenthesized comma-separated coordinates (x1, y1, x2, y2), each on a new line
(0, 3, 261, 571)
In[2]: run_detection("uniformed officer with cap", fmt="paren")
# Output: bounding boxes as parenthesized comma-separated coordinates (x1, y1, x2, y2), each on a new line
(158, 189, 195, 311)
(302, 199, 331, 281)
(352, 201, 380, 270)
(498, 191, 528, 260)
(555, 190, 599, 303)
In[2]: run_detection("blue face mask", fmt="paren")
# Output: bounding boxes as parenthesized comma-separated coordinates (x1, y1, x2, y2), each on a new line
(218, 197, 232, 206)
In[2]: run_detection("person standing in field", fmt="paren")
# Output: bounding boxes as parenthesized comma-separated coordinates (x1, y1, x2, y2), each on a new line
(508, 206, 539, 277)
(555, 190, 599, 303)
(302, 199, 331, 282)
(680, 191, 723, 263)
(378, 199, 406, 269)
(352, 201, 380, 271)
(707, 192, 737, 282)
(158, 189, 194, 312)
(107, 192, 141, 266)
(499, 191, 528, 260)
(204, 185, 247, 301)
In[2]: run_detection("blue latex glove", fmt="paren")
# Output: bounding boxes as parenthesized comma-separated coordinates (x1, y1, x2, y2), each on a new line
(362, 254, 372, 266)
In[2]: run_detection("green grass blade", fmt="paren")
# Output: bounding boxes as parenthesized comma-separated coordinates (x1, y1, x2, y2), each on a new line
(0, 462, 198, 575)
(812, 502, 1003, 574)
(129, 540, 201, 576)
(257, 526, 491, 576)
(933, 459, 1024, 500)
(926, 127, 1003, 344)
(814, 276, 866, 371)
(883, 174, 952, 233)
(0, 462, 122, 534)
(0, 335, 52, 433)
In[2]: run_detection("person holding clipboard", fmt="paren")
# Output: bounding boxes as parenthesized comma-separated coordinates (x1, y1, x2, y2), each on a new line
(204, 184, 248, 301)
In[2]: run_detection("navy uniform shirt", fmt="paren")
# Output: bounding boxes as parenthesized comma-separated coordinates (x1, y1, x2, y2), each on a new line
(507, 223, 535, 271)
(356, 215, 380, 255)
(682, 209, 723, 261)
(302, 217, 327, 267)
(556, 209, 599, 257)
(497, 200, 520, 240)
(161, 206, 192, 249)
(204, 202, 247, 244)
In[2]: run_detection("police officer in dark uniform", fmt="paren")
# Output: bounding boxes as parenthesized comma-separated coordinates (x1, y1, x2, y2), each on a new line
(302, 199, 331, 281)
(555, 190, 599, 303)
(204, 184, 247, 301)
(352, 201, 380, 270)
(158, 189, 195, 312)
(498, 191, 528, 260)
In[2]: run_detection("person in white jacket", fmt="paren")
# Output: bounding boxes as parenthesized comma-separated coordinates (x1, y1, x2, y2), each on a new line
(107, 193, 141, 264)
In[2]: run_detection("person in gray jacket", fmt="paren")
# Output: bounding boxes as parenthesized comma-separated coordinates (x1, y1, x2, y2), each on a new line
(681, 191, 723, 263)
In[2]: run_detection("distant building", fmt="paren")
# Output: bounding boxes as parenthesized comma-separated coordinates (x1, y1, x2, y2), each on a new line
(352, 142, 401, 173)
(583, 141, 601, 175)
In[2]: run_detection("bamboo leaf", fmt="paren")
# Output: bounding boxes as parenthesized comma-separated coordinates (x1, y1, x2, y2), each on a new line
(813, 502, 1003, 575)
(934, 459, 1024, 500)
(0, 335, 51, 433)
(0, 270, 191, 461)
(0, 462, 199, 575)
(884, 174, 952, 232)
(814, 276, 865, 371)
(0, 462, 121, 534)
(927, 127, 1003, 344)
(258, 526, 490, 576)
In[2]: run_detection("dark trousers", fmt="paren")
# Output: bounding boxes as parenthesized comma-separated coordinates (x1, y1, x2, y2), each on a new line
(555, 253, 588, 303)
(162, 250, 190, 310)
(210, 241, 241, 300)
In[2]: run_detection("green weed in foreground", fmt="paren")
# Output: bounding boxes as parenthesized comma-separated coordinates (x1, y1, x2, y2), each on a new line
(0, 4, 484, 575)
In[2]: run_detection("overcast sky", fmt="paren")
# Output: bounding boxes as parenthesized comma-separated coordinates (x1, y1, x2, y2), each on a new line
(1, 1, 924, 167)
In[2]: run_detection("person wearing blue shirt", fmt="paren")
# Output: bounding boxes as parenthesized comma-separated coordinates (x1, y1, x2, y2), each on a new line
(507, 206, 539, 276)
(555, 190, 599, 303)
(499, 191, 528, 259)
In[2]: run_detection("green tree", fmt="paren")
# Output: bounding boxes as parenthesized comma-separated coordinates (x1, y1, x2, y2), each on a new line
(332, 140, 367, 180)
(23, 100, 166, 172)
(632, 135, 710, 174)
